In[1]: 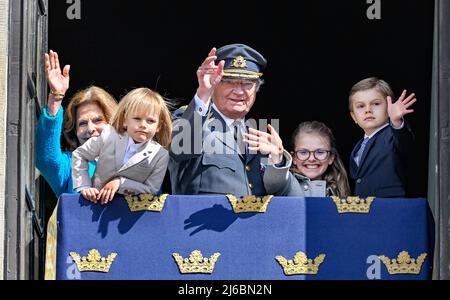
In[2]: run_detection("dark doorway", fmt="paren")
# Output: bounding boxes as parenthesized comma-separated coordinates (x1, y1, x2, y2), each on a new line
(48, 0, 433, 197)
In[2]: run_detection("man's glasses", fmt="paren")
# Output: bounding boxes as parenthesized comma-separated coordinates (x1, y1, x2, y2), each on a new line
(295, 149, 331, 161)
(221, 79, 257, 91)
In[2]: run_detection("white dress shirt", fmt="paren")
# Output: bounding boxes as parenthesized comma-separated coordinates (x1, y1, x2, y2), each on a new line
(123, 137, 147, 165)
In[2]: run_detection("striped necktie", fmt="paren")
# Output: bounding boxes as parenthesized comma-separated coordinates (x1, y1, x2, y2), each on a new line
(354, 137, 370, 167)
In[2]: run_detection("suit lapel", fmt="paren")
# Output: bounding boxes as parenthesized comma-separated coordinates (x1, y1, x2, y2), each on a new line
(118, 140, 160, 173)
(356, 126, 389, 174)
(115, 132, 128, 172)
(349, 139, 362, 178)
(207, 107, 237, 155)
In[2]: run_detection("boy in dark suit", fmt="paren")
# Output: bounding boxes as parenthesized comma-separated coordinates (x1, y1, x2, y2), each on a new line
(349, 77, 417, 197)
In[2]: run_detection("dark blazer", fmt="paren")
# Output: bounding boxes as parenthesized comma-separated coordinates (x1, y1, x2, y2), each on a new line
(349, 123, 414, 198)
(168, 98, 266, 197)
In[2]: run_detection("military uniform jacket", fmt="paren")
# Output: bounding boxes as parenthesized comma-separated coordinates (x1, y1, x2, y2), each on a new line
(349, 123, 415, 198)
(169, 98, 266, 196)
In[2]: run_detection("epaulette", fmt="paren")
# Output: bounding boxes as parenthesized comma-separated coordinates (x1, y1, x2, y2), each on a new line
(172, 105, 189, 118)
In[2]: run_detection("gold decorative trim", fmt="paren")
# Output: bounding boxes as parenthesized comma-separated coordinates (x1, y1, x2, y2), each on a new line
(224, 69, 261, 75)
(379, 251, 427, 275)
(224, 69, 262, 75)
(331, 196, 375, 214)
(172, 250, 221, 274)
(44, 203, 58, 280)
(70, 249, 118, 273)
(276, 252, 326, 275)
(125, 193, 168, 212)
(222, 72, 260, 79)
(226, 194, 273, 213)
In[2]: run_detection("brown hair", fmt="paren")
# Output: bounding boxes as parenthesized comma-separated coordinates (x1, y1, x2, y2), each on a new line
(348, 77, 395, 111)
(110, 88, 173, 148)
(291, 121, 350, 198)
(63, 86, 117, 151)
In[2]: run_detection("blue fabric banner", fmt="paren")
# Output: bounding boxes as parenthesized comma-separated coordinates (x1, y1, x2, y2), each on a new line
(51, 194, 434, 280)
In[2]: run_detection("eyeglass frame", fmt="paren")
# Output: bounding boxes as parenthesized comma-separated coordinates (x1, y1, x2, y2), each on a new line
(220, 78, 259, 91)
(294, 149, 332, 161)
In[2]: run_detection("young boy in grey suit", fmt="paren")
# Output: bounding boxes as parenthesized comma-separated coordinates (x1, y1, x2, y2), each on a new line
(72, 88, 172, 204)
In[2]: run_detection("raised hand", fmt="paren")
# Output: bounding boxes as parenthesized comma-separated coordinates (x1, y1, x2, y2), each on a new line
(243, 124, 284, 164)
(387, 89, 417, 128)
(97, 178, 121, 205)
(196, 47, 225, 103)
(44, 50, 70, 96)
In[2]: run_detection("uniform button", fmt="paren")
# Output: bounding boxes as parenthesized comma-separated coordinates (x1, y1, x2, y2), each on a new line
(303, 185, 309, 191)
(356, 179, 362, 184)
(143, 153, 147, 156)
(246, 165, 251, 172)
(249, 183, 254, 189)
(199, 108, 202, 112)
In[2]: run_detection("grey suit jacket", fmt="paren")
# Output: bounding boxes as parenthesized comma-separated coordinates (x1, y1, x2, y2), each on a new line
(169, 98, 266, 196)
(72, 125, 169, 195)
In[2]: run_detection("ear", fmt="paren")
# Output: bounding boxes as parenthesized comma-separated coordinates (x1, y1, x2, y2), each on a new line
(122, 117, 128, 130)
(329, 153, 335, 165)
(156, 122, 161, 133)
(291, 152, 299, 167)
(350, 111, 357, 124)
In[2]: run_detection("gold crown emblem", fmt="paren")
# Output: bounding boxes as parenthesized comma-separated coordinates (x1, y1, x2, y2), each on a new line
(275, 252, 326, 275)
(125, 193, 168, 212)
(172, 250, 221, 274)
(379, 251, 427, 275)
(226, 195, 273, 213)
(232, 55, 248, 68)
(69, 249, 118, 273)
(331, 196, 375, 214)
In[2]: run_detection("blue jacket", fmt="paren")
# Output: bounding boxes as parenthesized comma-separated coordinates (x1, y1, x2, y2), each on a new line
(35, 107, 95, 197)
(168, 99, 266, 197)
(349, 123, 414, 198)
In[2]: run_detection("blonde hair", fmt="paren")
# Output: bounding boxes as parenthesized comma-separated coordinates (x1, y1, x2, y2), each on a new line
(110, 88, 173, 148)
(291, 121, 350, 198)
(348, 77, 395, 111)
(63, 86, 118, 151)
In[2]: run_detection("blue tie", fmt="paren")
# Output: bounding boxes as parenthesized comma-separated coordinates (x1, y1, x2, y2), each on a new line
(354, 137, 370, 167)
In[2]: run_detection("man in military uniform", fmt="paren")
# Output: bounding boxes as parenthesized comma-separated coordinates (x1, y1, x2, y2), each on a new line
(169, 44, 288, 196)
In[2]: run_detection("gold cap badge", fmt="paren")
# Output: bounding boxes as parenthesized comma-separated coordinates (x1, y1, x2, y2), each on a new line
(231, 56, 248, 68)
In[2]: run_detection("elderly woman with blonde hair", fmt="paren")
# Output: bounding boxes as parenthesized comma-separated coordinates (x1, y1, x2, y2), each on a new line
(36, 50, 118, 197)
